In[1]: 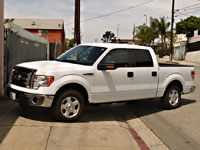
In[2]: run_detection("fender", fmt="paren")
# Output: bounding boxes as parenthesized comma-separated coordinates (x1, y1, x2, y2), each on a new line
(157, 73, 184, 97)
(51, 74, 94, 95)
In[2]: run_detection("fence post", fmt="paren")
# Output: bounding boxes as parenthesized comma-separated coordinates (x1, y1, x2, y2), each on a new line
(47, 37, 49, 60)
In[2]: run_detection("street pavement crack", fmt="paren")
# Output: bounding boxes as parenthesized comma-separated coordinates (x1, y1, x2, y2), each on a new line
(44, 126, 52, 150)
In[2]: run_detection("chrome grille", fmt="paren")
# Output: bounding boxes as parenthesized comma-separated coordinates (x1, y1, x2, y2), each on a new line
(11, 66, 36, 88)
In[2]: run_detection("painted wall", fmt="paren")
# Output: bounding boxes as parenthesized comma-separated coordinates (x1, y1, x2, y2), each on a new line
(26, 29, 65, 53)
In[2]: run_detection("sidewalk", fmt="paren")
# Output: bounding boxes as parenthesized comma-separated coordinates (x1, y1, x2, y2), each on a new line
(0, 96, 169, 150)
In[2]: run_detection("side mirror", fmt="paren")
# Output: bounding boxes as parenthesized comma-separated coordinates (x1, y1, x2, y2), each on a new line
(97, 61, 116, 70)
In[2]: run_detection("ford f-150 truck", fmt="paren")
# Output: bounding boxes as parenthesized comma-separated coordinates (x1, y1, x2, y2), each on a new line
(8, 43, 195, 121)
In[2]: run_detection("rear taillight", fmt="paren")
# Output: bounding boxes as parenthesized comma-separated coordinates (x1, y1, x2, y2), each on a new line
(191, 71, 195, 80)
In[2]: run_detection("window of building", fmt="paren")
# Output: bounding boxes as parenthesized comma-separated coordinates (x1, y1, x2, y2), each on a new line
(38, 29, 48, 35)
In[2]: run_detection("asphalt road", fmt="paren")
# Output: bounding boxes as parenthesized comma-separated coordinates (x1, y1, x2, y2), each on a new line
(128, 66, 200, 150)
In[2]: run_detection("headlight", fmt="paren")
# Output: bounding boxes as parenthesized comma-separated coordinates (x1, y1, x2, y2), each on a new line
(33, 75, 54, 89)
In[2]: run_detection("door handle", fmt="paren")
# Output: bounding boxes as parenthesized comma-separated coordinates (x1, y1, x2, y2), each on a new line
(152, 71, 157, 77)
(127, 72, 134, 78)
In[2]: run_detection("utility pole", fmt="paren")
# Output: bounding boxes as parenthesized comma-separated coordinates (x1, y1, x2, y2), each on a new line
(133, 24, 136, 44)
(170, 0, 175, 61)
(144, 14, 147, 26)
(0, 0, 4, 96)
(117, 24, 120, 43)
(74, 0, 81, 45)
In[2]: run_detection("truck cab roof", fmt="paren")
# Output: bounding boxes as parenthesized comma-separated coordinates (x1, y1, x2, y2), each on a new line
(80, 43, 152, 50)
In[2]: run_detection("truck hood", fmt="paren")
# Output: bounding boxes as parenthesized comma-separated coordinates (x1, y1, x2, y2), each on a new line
(17, 61, 93, 76)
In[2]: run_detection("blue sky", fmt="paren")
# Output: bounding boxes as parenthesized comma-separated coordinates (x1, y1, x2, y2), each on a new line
(4, 0, 200, 43)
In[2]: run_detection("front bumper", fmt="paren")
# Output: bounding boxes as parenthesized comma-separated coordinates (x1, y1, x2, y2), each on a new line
(8, 88, 54, 108)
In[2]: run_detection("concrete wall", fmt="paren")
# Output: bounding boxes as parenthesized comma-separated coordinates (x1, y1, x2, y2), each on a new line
(185, 51, 200, 63)
(0, 0, 4, 96)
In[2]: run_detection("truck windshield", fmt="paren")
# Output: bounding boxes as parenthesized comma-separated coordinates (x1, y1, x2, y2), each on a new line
(56, 45, 107, 66)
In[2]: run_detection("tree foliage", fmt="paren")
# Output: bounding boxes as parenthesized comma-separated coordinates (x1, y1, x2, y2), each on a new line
(176, 16, 200, 37)
(136, 16, 170, 47)
(101, 31, 116, 43)
(135, 16, 170, 55)
(66, 38, 75, 50)
(158, 16, 170, 45)
(135, 24, 155, 46)
(149, 17, 159, 44)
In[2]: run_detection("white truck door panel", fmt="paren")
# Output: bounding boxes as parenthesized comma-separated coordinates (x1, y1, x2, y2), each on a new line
(132, 68, 158, 99)
(95, 68, 134, 102)
(130, 49, 158, 99)
(94, 49, 133, 102)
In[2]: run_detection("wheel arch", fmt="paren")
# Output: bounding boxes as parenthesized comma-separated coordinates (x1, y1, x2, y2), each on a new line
(54, 83, 89, 105)
(164, 80, 183, 96)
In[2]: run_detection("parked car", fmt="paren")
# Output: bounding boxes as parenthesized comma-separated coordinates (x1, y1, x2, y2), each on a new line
(8, 43, 195, 121)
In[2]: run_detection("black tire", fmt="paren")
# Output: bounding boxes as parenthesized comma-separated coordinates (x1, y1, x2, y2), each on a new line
(52, 89, 85, 122)
(161, 85, 181, 109)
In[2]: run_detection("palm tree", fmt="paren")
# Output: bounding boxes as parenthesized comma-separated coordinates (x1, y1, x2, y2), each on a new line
(135, 24, 154, 46)
(158, 17, 170, 51)
(149, 17, 159, 46)
(101, 31, 116, 43)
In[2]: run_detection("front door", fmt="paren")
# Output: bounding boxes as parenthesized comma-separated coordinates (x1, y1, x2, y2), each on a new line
(94, 49, 134, 103)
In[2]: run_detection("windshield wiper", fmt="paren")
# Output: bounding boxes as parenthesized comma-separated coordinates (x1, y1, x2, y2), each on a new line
(54, 58, 61, 61)
(55, 59, 91, 66)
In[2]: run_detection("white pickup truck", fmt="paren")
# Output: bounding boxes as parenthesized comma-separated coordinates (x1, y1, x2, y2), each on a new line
(8, 43, 195, 121)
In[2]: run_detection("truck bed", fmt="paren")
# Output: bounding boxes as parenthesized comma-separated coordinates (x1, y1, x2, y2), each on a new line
(159, 63, 193, 67)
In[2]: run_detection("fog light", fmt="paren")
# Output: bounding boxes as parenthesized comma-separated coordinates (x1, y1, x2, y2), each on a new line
(31, 97, 38, 104)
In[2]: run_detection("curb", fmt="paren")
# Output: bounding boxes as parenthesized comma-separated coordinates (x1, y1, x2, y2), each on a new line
(127, 117, 169, 150)
(128, 125, 150, 150)
(109, 104, 169, 150)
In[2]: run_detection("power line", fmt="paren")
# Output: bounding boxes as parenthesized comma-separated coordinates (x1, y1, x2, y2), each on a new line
(184, 6, 200, 10)
(175, 12, 190, 17)
(65, 0, 154, 25)
(175, 2, 200, 11)
(176, 9, 200, 17)
(175, 6, 200, 15)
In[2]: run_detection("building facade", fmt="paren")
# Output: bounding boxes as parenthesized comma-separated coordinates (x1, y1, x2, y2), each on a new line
(12, 19, 65, 53)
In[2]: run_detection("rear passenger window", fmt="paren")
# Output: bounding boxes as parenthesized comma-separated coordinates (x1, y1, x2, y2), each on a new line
(130, 50, 154, 67)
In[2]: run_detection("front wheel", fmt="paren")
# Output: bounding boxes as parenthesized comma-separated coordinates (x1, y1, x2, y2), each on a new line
(52, 89, 85, 121)
(161, 85, 181, 109)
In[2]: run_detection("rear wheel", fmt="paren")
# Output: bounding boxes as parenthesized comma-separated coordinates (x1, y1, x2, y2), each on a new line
(52, 89, 85, 121)
(161, 85, 181, 109)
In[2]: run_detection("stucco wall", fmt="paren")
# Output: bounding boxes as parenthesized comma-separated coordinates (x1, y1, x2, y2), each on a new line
(185, 51, 200, 63)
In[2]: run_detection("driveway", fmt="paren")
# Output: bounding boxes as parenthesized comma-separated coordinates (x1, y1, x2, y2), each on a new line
(0, 97, 168, 150)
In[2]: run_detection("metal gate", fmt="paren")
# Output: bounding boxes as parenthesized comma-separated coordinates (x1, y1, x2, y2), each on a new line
(4, 23, 49, 83)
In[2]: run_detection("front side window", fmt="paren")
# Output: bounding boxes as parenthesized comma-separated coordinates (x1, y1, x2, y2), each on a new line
(56, 45, 107, 66)
(101, 49, 130, 67)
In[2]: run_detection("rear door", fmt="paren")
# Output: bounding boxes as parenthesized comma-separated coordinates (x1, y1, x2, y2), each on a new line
(129, 49, 159, 99)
